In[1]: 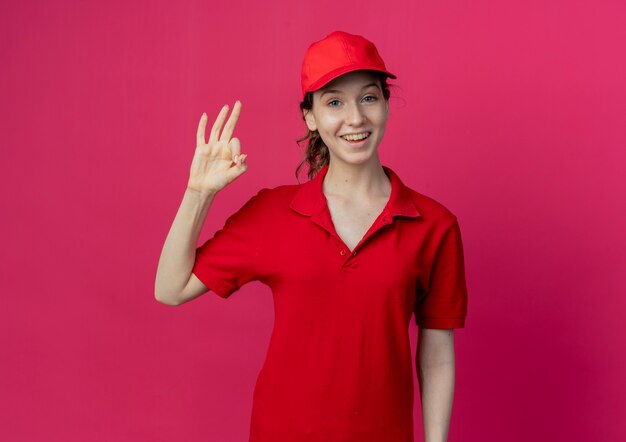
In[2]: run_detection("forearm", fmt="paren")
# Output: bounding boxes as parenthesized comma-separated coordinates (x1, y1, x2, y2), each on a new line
(417, 329, 456, 442)
(154, 187, 216, 303)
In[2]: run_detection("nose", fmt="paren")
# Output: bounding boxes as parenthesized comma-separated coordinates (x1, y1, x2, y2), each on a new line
(345, 102, 366, 126)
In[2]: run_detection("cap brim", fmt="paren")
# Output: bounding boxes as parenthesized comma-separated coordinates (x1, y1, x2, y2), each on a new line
(304, 64, 397, 97)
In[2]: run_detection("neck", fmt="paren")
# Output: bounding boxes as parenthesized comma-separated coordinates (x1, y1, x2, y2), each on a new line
(323, 157, 390, 199)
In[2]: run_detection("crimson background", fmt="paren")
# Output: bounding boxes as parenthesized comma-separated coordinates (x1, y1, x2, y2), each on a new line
(1, 1, 625, 441)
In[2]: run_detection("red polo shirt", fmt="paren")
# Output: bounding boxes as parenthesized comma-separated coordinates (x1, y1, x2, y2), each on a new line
(192, 164, 468, 442)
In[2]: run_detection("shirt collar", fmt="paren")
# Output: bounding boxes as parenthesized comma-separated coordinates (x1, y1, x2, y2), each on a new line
(289, 164, 421, 219)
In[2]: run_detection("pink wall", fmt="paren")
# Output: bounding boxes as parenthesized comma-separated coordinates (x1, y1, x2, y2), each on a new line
(2, 1, 625, 440)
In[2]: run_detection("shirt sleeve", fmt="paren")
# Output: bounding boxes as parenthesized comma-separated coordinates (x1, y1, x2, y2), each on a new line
(191, 190, 265, 298)
(414, 217, 469, 329)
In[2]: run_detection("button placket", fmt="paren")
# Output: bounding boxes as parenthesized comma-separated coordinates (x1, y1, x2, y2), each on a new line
(338, 244, 362, 270)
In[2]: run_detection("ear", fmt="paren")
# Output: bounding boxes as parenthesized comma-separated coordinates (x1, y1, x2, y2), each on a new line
(303, 109, 317, 132)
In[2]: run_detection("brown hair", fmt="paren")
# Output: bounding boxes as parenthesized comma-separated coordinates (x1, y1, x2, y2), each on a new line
(295, 72, 392, 181)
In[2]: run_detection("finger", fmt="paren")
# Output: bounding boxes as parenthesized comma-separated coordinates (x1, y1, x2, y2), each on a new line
(219, 100, 242, 143)
(208, 105, 230, 145)
(226, 154, 248, 182)
(229, 137, 241, 162)
(237, 154, 247, 167)
(196, 113, 207, 146)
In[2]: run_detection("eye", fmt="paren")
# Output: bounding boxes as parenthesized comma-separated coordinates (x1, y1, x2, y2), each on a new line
(327, 99, 341, 107)
(362, 95, 378, 102)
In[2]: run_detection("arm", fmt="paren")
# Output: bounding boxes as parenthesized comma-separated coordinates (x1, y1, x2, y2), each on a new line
(416, 327, 456, 442)
(154, 101, 248, 306)
(154, 188, 216, 305)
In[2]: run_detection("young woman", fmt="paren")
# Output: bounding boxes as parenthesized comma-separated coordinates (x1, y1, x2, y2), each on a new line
(155, 31, 468, 442)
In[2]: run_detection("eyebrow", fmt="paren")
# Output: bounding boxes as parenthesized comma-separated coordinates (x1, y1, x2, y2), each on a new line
(320, 82, 380, 98)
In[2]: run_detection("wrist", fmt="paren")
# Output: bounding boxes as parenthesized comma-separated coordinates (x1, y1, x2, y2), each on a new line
(184, 186, 218, 207)
(186, 185, 217, 198)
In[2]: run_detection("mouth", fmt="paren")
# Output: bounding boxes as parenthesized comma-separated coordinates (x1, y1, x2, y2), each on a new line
(340, 132, 371, 144)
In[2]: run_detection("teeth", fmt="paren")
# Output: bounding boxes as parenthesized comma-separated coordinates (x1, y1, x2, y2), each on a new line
(342, 132, 370, 141)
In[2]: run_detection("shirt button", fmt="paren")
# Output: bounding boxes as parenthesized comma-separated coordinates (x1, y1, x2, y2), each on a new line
(340, 249, 346, 256)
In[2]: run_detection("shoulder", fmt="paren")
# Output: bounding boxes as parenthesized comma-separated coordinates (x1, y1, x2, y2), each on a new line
(219, 183, 302, 233)
(409, 188, 458, 227)
(388, 166, 459, 229)
(257, 182, 302, 198)
(251, 183, 302, 206)
(235, 182, 303, 216)
(401, 185, 464, 248)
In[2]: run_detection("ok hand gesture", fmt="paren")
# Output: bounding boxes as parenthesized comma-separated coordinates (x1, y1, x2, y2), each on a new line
(187, 101, 248, 195)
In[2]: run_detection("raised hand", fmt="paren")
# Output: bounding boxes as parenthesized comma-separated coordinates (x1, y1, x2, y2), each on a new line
(187, 101, 248, 195)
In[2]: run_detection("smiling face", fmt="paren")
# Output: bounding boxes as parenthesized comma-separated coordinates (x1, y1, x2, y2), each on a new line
(303, 70, 390, 169)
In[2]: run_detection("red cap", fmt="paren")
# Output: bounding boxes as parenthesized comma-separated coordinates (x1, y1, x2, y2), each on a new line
(300, 31, 397, 99)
